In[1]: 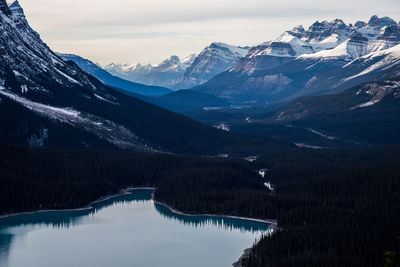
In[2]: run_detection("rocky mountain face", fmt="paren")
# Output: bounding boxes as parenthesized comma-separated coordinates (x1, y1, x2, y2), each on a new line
(104, 43, 248, 89)
(0, 0, 265, 154)
(195, 16, 400, 105)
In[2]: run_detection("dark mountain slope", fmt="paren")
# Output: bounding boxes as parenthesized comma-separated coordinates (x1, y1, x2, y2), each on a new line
(273, 79, 400, 144)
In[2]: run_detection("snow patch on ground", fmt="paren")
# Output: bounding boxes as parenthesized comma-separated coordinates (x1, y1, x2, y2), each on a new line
(21, 85, 28, 93)
(214, 123, 230, 131)
(55, 68, 82, 85)
(203, 107, 224, 111)
(308, 128, 337, 140)
(295, 143, 325, 149)
(258, 169, 268, 178)
(94, 94, 118, 105)
(13, 70, 29, 81)
(244, 156, 258, 162)
(351, 99, 382, 109)
(264, 182, 275, 192)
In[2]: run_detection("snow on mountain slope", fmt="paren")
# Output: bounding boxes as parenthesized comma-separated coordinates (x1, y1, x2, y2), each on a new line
(341, 44, 400, 82)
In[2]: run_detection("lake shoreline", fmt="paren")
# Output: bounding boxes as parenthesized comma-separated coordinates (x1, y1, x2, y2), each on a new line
(0, 187, 277, 226)
(0, 187, 277, 267)
(0, 187, 156, 220)
(153, 199, 278, 226)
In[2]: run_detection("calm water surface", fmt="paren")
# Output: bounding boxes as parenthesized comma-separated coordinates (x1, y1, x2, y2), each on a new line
(0, 189, 269, 267)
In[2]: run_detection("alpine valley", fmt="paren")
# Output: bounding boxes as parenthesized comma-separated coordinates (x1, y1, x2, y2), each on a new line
(0, 1, 399, 267)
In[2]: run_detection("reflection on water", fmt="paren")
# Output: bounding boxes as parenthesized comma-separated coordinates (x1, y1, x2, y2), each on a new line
(0, 189, 269, 267)
(0, 190, 153, 229)
(155, 204, 268, 233)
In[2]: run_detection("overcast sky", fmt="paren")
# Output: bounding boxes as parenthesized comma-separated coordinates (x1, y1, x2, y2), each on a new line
(14, 0, 400, 66)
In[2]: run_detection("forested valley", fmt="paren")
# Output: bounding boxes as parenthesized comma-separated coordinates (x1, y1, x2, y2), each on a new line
(0, 143, 399, 267)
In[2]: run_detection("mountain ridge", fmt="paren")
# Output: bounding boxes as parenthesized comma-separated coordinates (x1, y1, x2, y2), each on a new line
(194, 15, 400, 105)
(104, 43, 249, 89)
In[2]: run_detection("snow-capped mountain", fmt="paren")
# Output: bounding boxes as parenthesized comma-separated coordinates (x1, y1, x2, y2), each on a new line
(104, 55, 195, 88)
(131, 55, 195, 88)
(0, 0, 244, 154)
(301, 16, 400, 60)
(176, 43, 248, 89)
(104, 63, 153, 81)
(58, 53, 172, 96)
(195, 16, 400, 105)
(232, 16, 399, 74)
(104, 43, 248, 89)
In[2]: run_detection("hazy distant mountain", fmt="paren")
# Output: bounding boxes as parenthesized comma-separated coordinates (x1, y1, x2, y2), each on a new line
(104, 62, 154, 81)
(104, 43, 248, 89)
(133, 55, 195, 89)
(58, 53, 172, 96)
(195, 16, 400, 105)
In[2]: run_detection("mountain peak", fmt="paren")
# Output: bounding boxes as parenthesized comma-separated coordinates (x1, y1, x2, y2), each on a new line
(368, 15, 397, 27)
(0, 0, 11, 16)
(167, 55, 181, 63)
(292, 25, 305, 33)
(354, 21, 367, 28)
(9, 0, 27, 21)
(308, 18, 348, 32)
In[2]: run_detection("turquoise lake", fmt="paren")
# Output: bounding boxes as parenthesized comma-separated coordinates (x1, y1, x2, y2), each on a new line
(0, 189, 269, 267)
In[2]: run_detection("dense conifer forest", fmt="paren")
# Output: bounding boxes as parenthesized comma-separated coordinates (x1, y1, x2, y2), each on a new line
(0, 143, 399, 266)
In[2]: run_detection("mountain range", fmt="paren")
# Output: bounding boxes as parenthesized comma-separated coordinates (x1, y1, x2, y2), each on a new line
(195, 16, 400, 105)
(0, 0, 281, 154)
(104, 43, 248, 89)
